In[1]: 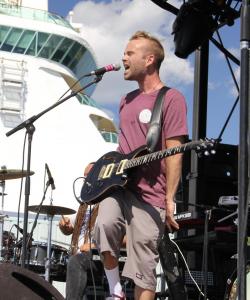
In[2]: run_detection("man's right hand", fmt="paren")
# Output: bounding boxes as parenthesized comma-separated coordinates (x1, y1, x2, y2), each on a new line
(84, 163, 94, 177)
(59, 216, 74, 235)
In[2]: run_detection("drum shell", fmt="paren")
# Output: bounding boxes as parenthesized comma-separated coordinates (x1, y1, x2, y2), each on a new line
(17, 241, 68, 279)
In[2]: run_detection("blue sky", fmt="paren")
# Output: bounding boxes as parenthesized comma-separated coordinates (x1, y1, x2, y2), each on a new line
(49, 0, 81, 16)
(48, 0, 240, 146)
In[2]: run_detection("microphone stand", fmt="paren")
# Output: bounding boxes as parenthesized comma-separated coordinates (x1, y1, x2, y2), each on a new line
(26, 181, 50, 249)
(5, 75, 103, 268)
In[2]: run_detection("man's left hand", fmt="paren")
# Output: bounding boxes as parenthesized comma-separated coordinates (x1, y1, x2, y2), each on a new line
(79, 242, 96, 252)
(165, 200, 179, 232)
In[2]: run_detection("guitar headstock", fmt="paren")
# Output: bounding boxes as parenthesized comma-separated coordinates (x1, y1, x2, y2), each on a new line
(195, 138, 219, 157)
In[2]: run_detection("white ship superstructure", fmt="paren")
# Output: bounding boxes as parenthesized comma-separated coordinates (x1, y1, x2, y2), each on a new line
(0, 0, 118, 216)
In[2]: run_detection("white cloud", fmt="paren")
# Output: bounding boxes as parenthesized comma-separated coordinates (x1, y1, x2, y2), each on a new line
(218, 46, 240, 61)
(230, 66, 240, 97)
(69, 0, 193, 107)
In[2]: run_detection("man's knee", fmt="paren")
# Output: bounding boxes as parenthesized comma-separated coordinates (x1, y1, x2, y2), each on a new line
(102, 251, 118, 269)
(67, 253, 89, 271)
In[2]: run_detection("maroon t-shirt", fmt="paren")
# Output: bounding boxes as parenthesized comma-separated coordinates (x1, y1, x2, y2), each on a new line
(117, 87, 188, 208)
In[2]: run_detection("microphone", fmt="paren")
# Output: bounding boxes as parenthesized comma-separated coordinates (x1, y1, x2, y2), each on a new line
(14, 224, 23, 235)
(85, 63, 121, 77)
(45, 163, 56, 190)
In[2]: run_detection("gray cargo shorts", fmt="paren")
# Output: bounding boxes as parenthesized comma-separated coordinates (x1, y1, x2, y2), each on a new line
(94, 189, 165, 291)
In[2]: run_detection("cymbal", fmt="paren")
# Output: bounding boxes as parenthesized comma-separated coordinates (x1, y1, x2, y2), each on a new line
(0, 169, 34, 181)
(28, 205, 76, 216)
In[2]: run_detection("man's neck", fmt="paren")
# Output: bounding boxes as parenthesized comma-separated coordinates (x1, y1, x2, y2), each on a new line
(138, 74, 164, 94)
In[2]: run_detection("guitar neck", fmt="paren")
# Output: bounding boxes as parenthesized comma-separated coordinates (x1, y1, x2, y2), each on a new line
(125, 141, 204, 170)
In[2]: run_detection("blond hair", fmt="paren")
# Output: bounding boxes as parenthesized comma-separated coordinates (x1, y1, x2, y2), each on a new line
(129, 31, 165, 69)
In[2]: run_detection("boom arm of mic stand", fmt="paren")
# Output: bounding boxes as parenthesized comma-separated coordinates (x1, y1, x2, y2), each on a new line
(5, 76, 102, 268)
(5, 76, 103, 137)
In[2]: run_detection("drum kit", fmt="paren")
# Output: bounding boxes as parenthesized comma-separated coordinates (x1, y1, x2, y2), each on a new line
(0, 167, 76, 282)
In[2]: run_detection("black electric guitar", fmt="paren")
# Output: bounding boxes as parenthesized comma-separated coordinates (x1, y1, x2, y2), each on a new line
(80, 139, 215, 204)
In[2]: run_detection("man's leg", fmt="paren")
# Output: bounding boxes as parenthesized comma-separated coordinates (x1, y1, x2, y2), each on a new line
(102, 251, 124, 299)
(66, 253, 90, 300)
(134, 285, 155, 300)
(94, 193, 126, 299)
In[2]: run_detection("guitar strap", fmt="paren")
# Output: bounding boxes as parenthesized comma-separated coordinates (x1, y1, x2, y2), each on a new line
(146, 86, 170, 152)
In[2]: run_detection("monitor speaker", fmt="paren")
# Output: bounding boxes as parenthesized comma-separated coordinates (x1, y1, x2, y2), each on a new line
(179, 143, 238, 207)
(0, 263, 64, 300)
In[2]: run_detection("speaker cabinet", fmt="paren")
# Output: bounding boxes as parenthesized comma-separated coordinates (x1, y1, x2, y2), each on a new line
(179, 143, 238, 208)
(0, 263, 64, 299)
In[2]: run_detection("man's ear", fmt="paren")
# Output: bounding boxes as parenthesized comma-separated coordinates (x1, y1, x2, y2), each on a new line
(146, 54, 155, 67)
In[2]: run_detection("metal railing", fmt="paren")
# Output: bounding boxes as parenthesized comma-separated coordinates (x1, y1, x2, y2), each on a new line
(0, 1, 74, 30)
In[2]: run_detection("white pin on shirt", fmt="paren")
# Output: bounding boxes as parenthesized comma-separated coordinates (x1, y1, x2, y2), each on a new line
(139, 109, 151, 124)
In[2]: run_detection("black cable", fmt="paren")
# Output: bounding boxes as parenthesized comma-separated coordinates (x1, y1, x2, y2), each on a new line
(72, 176, 85, 204)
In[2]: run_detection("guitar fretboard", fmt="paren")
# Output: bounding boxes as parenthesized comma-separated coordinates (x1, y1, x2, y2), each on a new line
(124, 140, 210, 170)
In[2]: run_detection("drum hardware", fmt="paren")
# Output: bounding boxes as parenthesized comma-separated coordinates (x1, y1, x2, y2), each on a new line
(1, 230, 16, 262)
(0, 166, 34, 261)
(28, 204, 75, 282)
(41, 237, 71, 247)
(15, 241, 69, 280)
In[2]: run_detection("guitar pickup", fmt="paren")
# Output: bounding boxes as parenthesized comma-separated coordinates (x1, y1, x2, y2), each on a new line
(102, 163, 115, 178)
(116, 159, 128, 175)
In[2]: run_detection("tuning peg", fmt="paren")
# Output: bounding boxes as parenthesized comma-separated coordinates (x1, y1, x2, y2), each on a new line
(197, 152, 204, 158)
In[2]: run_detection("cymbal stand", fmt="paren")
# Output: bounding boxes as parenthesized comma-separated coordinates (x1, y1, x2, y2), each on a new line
(44, 189, 55, 282)
(5, 76, 103, 268)
(45, 211, 54, 282)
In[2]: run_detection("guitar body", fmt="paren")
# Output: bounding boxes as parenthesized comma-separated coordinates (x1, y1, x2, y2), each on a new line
(80, 146, 148, 204)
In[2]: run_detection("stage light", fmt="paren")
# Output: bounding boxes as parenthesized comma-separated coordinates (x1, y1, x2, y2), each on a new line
(172, 0, 218, 59)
